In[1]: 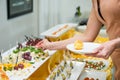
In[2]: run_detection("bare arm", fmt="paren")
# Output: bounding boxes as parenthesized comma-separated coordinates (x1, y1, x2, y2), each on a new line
(36, 5, 103, 50)
(114, 38, 120, 48)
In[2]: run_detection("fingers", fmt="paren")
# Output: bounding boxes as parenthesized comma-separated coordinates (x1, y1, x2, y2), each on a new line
(85, 45, 103, 57)
(35, 39, 49, 50)
(85, 52, 109, 59)
(35, 39, 48, 46)
(85, 45, 110, 59)
(85, 53, 98, 57)
(93, 45, 103, 53)
(35, 40, 44, 48)
(36, 40, 43, 45)
(44, 39, 49, 42)
(96, 50, 110, 59)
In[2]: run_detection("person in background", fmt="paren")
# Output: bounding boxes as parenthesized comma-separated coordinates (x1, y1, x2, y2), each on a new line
(36, 0, 120, 79)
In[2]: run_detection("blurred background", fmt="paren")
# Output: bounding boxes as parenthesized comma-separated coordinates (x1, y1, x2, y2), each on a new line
(0, 0, 92, 51)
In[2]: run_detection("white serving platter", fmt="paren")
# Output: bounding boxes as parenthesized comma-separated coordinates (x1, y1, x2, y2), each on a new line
(40, 23, 78, 38)
(2, 46, 56, 80)
(78, 70, 107, 80)
(67, 42, 101, 54)
(85, 59, 109, 71)
(46, 61, 85, 80)
(75, 58, 110, 71)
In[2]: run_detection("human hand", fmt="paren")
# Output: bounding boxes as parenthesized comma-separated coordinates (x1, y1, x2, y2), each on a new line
(86, 40, 116, 59)
(35, 39, 50, 50)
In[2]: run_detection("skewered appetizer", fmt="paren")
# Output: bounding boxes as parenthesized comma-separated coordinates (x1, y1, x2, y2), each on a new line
(60, 65, 64, 72)
(49, 72, 56, 80)
(66, 68, 71, 78)
(64, 60, 67, 67)
(61, 74, 66, 80)
(70, 61, 73, 69)
(47, 61, 74, 80)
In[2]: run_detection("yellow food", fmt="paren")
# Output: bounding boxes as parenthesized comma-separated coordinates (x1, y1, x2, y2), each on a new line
(74, 40, 83, 50)
(0, 70, 9, 80)
(0, 64, 9, 80)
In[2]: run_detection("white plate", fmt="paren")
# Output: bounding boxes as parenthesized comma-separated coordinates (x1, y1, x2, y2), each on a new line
(46, 61, 85, 80)
(66, 42, 101, 54)
(40, 23, 78, 38)
(78, 70, 107, 80)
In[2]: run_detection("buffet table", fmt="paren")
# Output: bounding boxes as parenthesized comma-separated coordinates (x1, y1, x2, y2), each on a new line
(0, 23, 114, 80)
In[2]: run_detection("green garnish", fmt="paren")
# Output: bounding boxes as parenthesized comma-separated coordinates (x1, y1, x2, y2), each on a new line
(9, 56, 12, 60)
(21, 47, 28, 51)
(29, 47, 35, 52)
(34, 49, 40, 54)
(8, 67, 13, 71)
(41, 58, 45, 60)
(3, 67, 7, 71)
(29, 62, 35, 64)
(38, 49, 45, 54)
(13, 49, 20, 53)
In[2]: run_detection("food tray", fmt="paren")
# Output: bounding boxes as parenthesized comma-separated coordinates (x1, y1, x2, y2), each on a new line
(2, 46, 56, 80)
(46, 60, 85, 80)
(40, 23, 78, 38)
(78, 70, 107, 80)
(73, 58, 110, 71)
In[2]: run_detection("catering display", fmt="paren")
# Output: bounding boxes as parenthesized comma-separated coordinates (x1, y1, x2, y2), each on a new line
(47, 60, 85, 80)
(41, 24, 112, 80)
(0, 23, 113, 80)
(73, 58, 109, 71)
(0, 36, 52, 80)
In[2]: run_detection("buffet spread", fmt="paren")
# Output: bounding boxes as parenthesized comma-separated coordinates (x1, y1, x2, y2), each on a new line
(0, 36, 54, 80)
(0, 23, 113, 80)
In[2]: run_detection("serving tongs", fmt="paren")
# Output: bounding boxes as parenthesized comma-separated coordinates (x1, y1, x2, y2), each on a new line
(25, 35, 43, 40)
(15, 42, 22, 65)
(24, 35, 31, 41)
(15, 55, 19, 65)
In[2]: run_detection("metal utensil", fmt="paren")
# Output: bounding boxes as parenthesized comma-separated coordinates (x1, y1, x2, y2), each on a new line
(24, 35, 30, 41)
(15, 56, 19, 65)
(15, 49, 19, 65)
(15, 43, 20, 65)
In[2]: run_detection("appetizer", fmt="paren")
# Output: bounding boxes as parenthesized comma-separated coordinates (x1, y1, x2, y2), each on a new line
(84, 77, 99, 80)
(74, 40, 83, 50)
